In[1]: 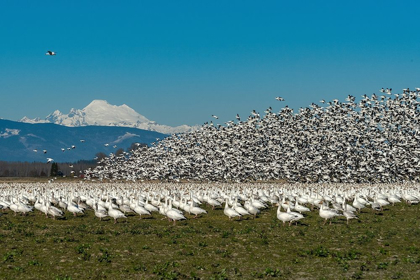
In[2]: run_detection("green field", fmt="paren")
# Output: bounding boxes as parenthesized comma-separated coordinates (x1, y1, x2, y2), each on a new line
(1, 200, 420, 280)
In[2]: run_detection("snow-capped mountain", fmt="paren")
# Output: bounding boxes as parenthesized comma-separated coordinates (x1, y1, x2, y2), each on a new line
(20, 100, 195, 134)
(0, 119, 166, 162)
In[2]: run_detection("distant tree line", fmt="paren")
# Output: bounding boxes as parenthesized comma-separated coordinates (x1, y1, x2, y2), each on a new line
(0, 160, 97, 178)
(0, 143, 147, 178)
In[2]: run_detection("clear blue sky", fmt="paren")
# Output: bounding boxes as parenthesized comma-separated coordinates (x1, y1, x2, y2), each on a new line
(1, 1, 419, 126)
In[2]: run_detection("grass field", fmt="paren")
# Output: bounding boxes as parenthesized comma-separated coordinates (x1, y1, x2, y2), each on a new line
(1, 199, 420, 279)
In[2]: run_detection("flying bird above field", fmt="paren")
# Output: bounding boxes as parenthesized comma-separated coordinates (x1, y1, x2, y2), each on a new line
(236, 114, 240, 121)
(46, 158, 54, 163)
(33, 149, 37, 153)
(275, 97, 284, 101)
(113, 145, 117, 148)
(80, 139, 85, 143)
(61, 148, 65, 152)
(104, 144, 109, 147)
(45, 51, 56, 56)
(212, 115, 219, 119)
(71, 145, 76, 149)
(43, 150, 47, 154)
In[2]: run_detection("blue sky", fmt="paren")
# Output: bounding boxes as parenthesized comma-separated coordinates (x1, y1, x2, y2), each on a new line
(1, 1, 419, 126)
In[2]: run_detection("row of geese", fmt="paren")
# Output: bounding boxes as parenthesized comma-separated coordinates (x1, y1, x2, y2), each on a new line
(1, 182, 419, 225)
(85, 87, 420, 183)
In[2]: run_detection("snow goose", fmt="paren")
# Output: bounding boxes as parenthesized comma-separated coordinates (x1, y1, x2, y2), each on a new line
(108, 207, 126, 224)
(276, 204, 295, 226)
(376, 196, 390, 210)
(67, 200, 84, 216)
(233, 198, 250, 218)
(286, 204, 304, 224)
(388, 195, 401, 206)
(94, 202, 108, 221)
(224, 199, 241, 220)
(144, 197, 159, 212)
(188, 200, 207, 218)
(17, 201, 33, 216)
(47, 204, 63, 219)
(343, 207, 358, 225)
(294, 201, 310, 214)
(206, 197, 221, 209)
(165, 200, 186, 225)
(244, 200, 260, 218)
(319, 202, 342, 225)
(133, 203, 150, 219)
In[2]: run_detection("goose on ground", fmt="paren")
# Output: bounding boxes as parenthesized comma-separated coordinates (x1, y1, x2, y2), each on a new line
(294, 201, 310, 214)
(188, 200, 207, 218)
(94, 202, 108, 221)
(343, 208, 358, 225)
(319, 201, 342, 225)
(165, 200, 186, 225)
(67, 200, 84, 216)
(276, 204, 295, 226)
(224, 199, 241, 220)
(133, 203, 150, 219)
(286, 204, 304, 225)
(108, 207, 126, 224)
(47, 204, 63, 219)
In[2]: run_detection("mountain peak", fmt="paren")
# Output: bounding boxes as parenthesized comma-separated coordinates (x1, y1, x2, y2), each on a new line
(85, 99, 110, 107)
(19, 100, 197, 134)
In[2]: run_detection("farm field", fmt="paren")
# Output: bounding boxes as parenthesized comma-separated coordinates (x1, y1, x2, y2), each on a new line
(1, 189, 420, 280)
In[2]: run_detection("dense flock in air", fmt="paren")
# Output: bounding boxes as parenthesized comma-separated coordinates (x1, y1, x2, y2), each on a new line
(85, 87, 420, 183)
(1, 182, 419, 225)
(2, 88, 420, 227)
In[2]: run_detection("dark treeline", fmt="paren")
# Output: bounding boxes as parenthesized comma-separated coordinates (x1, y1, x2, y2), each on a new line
(0, 160, 97, 178)
(0, 143, 146, 178)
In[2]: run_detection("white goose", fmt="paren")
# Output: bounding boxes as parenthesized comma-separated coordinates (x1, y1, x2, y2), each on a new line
(286, 204, 304, 224)
(67, 200, 84, 216)
(319, 202, 342, 225)
(47, 204, 63, 219)
(276, 204, 295, 226)
(94, 202, 108, 221)
(224, 199, 241, 220)
(133, 202, 151, 219)
(165, 200, 186, 225)
(294, 201, 310, 214)
(17, 201, 33, 216)
(108, 207, 126, 224)
(343, 206, 358, 225)
(233, 198, 250, 218)
(244, 200, 260, 218)
(188, 200, 207, 218)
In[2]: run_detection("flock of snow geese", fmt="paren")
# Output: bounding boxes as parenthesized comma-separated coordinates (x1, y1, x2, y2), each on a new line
(4, 86, 420, 226)
(33, 140, 86, 163)
(85, 87, 420, 184)
(0, 182, 419, 225)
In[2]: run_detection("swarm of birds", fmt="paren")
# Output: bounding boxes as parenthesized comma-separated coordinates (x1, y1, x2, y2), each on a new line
(85, 88, 420, 183)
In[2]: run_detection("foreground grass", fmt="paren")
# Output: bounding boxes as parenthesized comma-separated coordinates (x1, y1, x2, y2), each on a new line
(1, 203, 420, 279)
